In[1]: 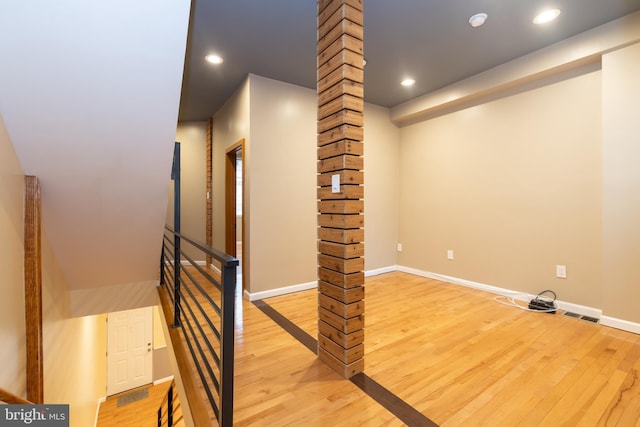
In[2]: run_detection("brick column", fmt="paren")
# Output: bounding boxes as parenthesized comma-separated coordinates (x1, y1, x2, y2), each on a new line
(317, 0, 364, 379)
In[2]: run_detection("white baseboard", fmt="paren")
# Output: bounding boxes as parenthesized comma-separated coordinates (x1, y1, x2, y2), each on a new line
(94, 396, 107, 427)
(397, 265, 605, 321)
(555, 301, 602, 319)
(398, 266, 516, 296)
(600, 316, 640, 334)
(245, 281, 318, 301)
(243, 266, 398, 301)
(209, 263, 221, 275)
(365, 265, 398, 277)
(238, 264, 639, 335)
(153, 375, 174, 386)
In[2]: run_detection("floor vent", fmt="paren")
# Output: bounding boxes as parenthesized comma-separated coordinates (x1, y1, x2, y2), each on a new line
(564, 312, 599, 323)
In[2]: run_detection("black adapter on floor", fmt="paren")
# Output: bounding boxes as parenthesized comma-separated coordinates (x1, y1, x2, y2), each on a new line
(528, 290, 557, 313)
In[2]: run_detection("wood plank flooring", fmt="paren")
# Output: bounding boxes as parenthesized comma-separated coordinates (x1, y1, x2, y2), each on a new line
(104, 270, 640, 426)
(97, 382, 173, 427)
(260, 272, 640, 426)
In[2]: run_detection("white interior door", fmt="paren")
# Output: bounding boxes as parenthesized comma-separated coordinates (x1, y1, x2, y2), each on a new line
(107, 306, 153, 396)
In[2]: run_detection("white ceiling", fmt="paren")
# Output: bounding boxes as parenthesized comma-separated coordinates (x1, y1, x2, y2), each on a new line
(178, 0, 640, 121)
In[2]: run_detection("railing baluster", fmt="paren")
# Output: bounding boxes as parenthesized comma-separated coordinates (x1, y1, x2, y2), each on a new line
(160, 240, 165, 286)
(173, 142, 181, 328)
(219, 263, 236, 427)
(173, 232, 181, 328)
(157, 407, 162, 427)
(167, 384, 173, 427)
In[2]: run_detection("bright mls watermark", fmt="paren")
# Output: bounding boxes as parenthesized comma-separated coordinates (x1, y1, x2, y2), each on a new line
(1, 405, 69, 426)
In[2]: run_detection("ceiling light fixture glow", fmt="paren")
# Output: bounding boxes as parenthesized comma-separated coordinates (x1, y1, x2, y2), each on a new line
(468, 13, 488, 28)
(533, 9, 561, 24)
(205, 54, 224, 64)
(401, 78, 416, 87)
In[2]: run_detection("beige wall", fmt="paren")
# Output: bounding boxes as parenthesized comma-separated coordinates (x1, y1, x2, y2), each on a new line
(602, 42, 640, 323)
(208, 74, 399, 294)
(167, 121, 207, 261)
(211, 78, 251, 273)
(249, 75, 318, 292)
(244, 75, 401, 293)
(152, 306, 172, 381)
(42, 229, 107, 427)
(1, 114, 108, 421)
(153, 305, 167, 348)
(0, 114, 27, 398)
(363, 104, 400, 271)
(398, 69, 603, 308)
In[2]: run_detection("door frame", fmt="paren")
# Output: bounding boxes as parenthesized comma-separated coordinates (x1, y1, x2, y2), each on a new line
(225, 139, 246, 292)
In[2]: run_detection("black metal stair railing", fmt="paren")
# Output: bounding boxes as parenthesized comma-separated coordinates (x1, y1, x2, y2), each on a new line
(157, 380, 181, 427)
(159, 142, 238, 427)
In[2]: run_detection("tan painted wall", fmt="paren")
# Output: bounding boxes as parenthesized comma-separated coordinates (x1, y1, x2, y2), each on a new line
(0, 114, 27, 398)
(41, 228, 107, 427)
(398, 69, 603, 308)
(1, 114, 108, 420)
(249, 75, 318, 292)
(208, 75, 399, 294)
(153, 305, 167, 348)
(246, 75, 400, 293)
(363, 104, 400, 271)
(167, 121, 207, 261)
(211, 78, 251, 271)
(602, 42, 640, 323)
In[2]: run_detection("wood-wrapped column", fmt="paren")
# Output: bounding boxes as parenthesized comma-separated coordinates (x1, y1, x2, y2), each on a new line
(24, 175, 44, 403)
(206, 117, 213, 266)
(317, 0, 364, 379)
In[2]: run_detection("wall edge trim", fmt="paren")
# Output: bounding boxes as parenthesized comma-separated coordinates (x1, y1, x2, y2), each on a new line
(365, 265, 398, 277)
(246, 281, 318, 301)
(600, 316, 640, 334)
(153, 375, 175, 386)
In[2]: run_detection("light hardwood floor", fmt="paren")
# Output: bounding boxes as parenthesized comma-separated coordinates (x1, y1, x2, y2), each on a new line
(97, 381, 172, 427)
(257, 272, 640, 426)
(104, 270, 640, 426)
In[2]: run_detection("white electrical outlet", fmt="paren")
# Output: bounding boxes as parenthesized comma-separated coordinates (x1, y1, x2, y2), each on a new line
(447, 250, 454, 260)
(556, 265, 567, 279)
(397, 243, 403, 252)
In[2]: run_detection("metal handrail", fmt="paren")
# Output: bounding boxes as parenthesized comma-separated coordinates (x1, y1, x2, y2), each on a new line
(160, 227, 237, 426)
(159, 141, 237, 426)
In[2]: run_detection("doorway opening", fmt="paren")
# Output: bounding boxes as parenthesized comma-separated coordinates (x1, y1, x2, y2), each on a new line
(225, 139, 246, 294)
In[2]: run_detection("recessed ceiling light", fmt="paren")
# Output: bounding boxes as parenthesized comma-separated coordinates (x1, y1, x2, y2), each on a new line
(401, 78, 416, 87)
(533, 9, 561, 25)
(205, 54, 223, 64)
(469, 13, 488, 28)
